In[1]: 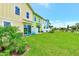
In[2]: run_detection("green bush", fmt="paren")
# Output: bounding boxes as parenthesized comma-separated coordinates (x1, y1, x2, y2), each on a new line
(0, 26, 27, 55)
(9, 37, 27, 54)
(0, 26, 19, 47)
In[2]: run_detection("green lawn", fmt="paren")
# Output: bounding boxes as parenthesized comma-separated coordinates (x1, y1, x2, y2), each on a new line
(23, 31, 79, 56)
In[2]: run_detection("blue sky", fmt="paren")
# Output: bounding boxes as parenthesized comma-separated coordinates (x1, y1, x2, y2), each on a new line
(30, 3, 79, 28)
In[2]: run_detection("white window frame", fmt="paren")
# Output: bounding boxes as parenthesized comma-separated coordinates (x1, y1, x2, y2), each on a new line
(26, 11, 30, 19)
(14, 4, 21, 16)
(2, 20, 13, 26)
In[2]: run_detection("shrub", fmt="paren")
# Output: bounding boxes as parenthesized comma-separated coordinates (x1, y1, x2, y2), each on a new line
(10, 37, 27, 54)
(0, 26, 19, 48)
(0, 26, 27, 55)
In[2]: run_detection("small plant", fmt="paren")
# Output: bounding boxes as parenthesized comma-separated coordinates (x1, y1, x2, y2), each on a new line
(10, 37, 27, 55)
(0, 26, 29, 55)
(0, 27, 9, 52)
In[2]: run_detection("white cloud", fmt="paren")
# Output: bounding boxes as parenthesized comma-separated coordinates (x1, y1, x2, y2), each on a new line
(65, 21, 79, 26)
(39, 3, 49, 8)
(53, 23, 66, 28)
(50, 20, 79, 28)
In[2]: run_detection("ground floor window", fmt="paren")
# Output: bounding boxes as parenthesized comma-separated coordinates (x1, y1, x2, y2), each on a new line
(4, 21, 11, 27)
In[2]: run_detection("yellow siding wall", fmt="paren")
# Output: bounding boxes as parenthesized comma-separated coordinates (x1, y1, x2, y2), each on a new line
(33, 14, 41, 28)
(0, 3, 33, 33)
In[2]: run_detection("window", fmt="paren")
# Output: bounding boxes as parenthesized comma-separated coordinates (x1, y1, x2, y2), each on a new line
(39, 19, 40, 22)
(26, 12, 29, 19)
(4, 21, 11, 27)
(15, 6, 20, 15)
(34, 16, 36, 21)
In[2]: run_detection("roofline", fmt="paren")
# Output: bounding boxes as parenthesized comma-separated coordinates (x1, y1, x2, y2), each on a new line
(26, 3, 46, 21)
(26, 3, 34, 13)
(33, 12, 46, 20)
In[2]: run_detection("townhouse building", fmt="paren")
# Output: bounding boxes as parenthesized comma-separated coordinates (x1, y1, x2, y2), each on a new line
(32, 12, 43, 34)
(0, 3, 50, 36)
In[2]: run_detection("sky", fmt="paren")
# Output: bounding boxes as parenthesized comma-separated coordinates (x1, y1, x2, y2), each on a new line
(30, 3, 79, 28)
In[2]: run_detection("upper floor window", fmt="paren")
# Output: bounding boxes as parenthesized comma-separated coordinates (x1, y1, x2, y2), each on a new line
(26, 12, 29, 19)
(34, 16, 36, 21)
(15, 6, 20, 15)
(39, 19, 40, 22)
(4, 21, 11, 27)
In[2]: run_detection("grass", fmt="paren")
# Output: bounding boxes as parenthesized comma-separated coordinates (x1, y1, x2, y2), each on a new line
(23, 31, 79, 56)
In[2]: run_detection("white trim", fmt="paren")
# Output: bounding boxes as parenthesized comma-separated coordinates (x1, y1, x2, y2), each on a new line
(26, 11, 30, 20)
(13, 4, 15, 17)
(13, 4, 21, 16)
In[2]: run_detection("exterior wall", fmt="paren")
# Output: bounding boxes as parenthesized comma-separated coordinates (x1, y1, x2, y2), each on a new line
(43, 20, 51, 32)
(32, 15, 46, 33)
(45, 20, 49, 29)
(32, 14, 40, 34)
(32, 14, 44, 34)
(0, 3, 33, 34)
(40, 19, 45, 32)
(40, 19, 50, 32)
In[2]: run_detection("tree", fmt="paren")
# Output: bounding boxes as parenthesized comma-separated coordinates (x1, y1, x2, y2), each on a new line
(75, 23, 79, 31)
(59, 27, 66, 32)
(66, 25, 69, 32)
(70, 25, 76, 32)
(49, 25, 53, 29)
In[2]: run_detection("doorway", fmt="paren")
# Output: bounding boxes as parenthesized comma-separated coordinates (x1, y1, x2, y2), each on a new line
(24, 24, 31, 35)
